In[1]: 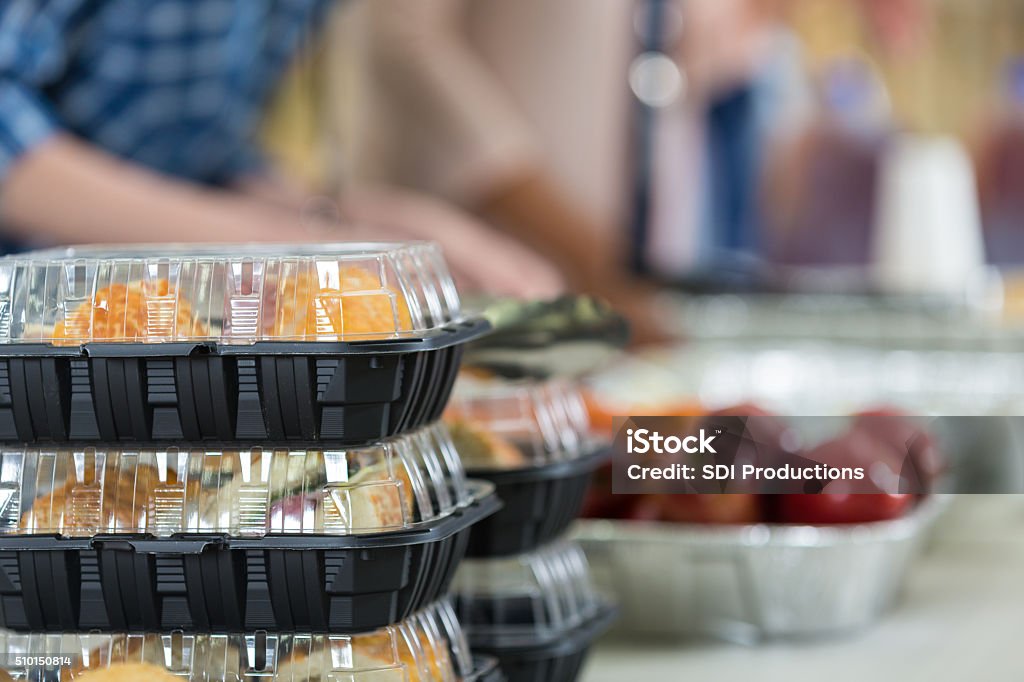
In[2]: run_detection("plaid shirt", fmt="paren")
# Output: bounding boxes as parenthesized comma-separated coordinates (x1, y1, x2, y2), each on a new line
(0, 0, 332, 186)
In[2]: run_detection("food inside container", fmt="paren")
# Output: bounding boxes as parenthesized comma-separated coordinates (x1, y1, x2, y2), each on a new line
(0, 242, 463, 346)
(1, 423, 470, 537)
(0, 244, 489, 446)
(444, 376, 598, 470)
(576, 402, 950, 641)
(444, 376, 610, 556)
(0, 600, 477, 682)
(451, 541, 616, 682)
(582, 404, 946, 525)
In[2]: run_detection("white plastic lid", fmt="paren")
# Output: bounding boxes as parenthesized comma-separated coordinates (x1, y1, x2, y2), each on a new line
(0, 601, 474, 682)
(444, 376, 598, 470)
(0, 424, 471, 537)
(450, 540, 604, 646)
(0, 243, 462, 346)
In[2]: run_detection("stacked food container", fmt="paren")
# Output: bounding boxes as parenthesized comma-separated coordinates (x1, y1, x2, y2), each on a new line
(0, 243, 502, 680)
(443, 376, 617, 681)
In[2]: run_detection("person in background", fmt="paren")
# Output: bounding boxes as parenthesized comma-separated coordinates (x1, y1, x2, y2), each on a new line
(975, 59, 1024, 265)
(762, 56, 893, 266)
(0, 0, 562, 299)
(322, 0, 929, 329)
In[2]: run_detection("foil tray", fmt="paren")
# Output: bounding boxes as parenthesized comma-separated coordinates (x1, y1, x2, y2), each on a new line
(573, 496, 950, 643)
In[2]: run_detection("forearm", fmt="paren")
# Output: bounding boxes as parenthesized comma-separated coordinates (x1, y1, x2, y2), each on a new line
(341, 183, 565, 298)
(477, 170, 622, 291)
(0, 135, 310, 244)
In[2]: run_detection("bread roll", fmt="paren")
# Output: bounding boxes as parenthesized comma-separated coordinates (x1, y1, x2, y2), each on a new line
(73, 663, 181, 682)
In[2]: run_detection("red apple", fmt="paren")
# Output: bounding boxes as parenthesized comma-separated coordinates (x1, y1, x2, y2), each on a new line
(851, 408, 945, 492)
(776, 492, 914, 524)
(641, 494, 763, 524)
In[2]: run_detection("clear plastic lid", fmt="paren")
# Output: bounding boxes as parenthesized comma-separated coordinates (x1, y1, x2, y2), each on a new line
(0, 424, 471, 537)
(0, 601, 475, 682)
(444, 376, 598, 470)
(0, 243, 463, 346)
(450, 541, 604, 647)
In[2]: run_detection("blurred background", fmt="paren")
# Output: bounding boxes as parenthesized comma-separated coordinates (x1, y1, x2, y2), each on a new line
(264, 0, 1024, 308)
(259, 2, 1022, 679)
(2, 0, 1024, 679)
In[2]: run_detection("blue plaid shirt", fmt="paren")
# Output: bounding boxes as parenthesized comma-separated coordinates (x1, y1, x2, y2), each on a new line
(0, 0, 332, 186)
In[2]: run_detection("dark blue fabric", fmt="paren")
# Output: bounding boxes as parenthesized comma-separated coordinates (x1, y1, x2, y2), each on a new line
(0, 0, 333, 187)
(706, 84, 759, 256)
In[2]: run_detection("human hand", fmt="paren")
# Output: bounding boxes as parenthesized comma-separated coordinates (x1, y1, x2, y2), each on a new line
(340, 186, 565, 299)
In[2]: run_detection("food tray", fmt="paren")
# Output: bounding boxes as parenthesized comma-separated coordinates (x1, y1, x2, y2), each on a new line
(0, 427, 502, 633)
(659, 292, 1015, 349)
(463, 450, 607, 557)
(585, 341, 1024, 491)
(0, 485, 498, 633)
(476, 605, 616, 682)
(445, 377, 595, 469)
(444, 378, 607, 556)
(574, 495, 949, 642)
(451, 541, 616, 682)
(1, 424, 471, 537)
(0, 601, 498, 681)
(0, 243, 488, 445)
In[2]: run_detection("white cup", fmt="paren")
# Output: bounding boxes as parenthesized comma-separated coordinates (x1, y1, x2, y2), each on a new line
(872, 134, 986, 297)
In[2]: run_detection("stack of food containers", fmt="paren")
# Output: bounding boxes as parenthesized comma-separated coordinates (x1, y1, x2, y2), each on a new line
(444, 376, 616, 681)
(0, 243, 502, 680)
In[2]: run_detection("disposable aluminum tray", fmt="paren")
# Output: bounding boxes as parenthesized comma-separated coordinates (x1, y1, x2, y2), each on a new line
(0, 243, 489, 445)
(0, 601, 498, 682)
(451, 541, 616, 682)
(574, 496, 949, 642)
(0, 426, 501, 633)
(444, 378, 607, 556)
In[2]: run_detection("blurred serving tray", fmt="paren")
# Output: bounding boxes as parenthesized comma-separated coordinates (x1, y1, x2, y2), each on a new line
(575, 496, 950, 643)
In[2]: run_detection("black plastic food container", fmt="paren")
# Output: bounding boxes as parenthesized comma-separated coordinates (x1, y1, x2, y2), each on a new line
(444, 377, 608, 557)
(0, 601, 502, 681)
(0, 426, 500, 633)
(0, 243, 488, 446)
(471, 604, 617, 682)
(452, 541, 617, 682)
(0, 492, 498, 633)
(464, 448, 608, 557)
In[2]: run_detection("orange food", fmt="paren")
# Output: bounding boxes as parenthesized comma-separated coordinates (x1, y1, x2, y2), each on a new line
(51, 268, 412, 343)
(271, 268, 412, 339)
(21, 460, 166, 535)
(73, 663, 181, 682)
(275, 628, 452, 682)
(345, 628, 451, 682)
(582, 389, 704, 437)
(52, 279, 208, 343)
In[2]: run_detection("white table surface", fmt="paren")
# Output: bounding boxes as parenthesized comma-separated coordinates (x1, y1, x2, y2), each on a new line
(581, 496, 1024, 681)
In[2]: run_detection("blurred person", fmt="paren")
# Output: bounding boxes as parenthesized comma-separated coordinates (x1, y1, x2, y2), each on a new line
(331, 0, 931, 331)
(0, 0, 562, 298)
(341, 0, 794, 336)
(976, 58, 1024, 265)
(762, 56, 893, 267)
